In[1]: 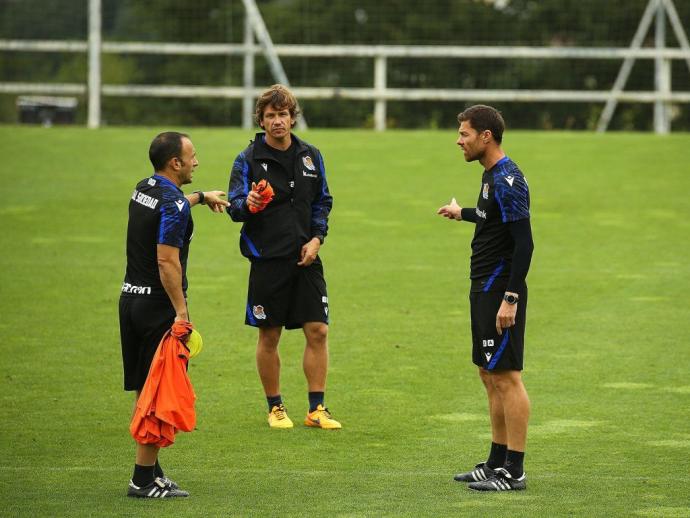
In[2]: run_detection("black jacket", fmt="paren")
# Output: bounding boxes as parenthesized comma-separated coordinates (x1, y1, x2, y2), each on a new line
(227, 133, 333, 260)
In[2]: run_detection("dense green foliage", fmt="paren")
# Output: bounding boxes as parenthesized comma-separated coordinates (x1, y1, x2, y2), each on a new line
(1, 126, 689, 516)
(1, 0, 689, 129)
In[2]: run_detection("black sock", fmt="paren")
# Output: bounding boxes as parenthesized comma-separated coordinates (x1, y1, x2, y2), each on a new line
(486, 442, 507, 469)
(504, 450, 525, 478)
(267, 394, 282, 411)
(132, 464, 155, 487)
(154, 459, 164, 479)
(308, 391, 324, 412)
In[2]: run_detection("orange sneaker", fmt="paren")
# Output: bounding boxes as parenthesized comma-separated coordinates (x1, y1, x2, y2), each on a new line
(304, 404, 342, 429)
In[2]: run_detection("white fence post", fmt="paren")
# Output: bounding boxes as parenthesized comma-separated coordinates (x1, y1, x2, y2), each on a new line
(654, 2, 671, 134)
(242, 12, 255, 130)
(87, 0, 101, 129)
(374, 54, 387, 131)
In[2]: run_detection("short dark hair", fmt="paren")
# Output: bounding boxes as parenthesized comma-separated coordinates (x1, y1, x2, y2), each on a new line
(255, 84, 301, 126)
(149, 131, 189, 171)
(457, 105, 505, 144)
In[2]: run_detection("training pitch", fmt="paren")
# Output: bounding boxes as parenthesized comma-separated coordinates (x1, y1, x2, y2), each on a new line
(0, 126, 688, 517)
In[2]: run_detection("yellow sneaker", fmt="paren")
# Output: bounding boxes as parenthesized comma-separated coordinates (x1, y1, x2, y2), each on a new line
(268, 404, 294, 429)
(304, 404, 342, 429)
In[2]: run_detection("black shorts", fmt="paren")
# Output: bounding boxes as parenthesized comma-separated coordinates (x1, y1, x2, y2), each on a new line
(470, 287, 527, 371)
(245, 257, 329, 330)
(119, 296, 175, 391)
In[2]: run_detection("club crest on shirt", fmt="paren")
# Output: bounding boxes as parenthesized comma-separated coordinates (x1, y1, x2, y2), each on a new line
(482, 183, 489, 200)
(253, 305, 267, 320)
(302, 156, 316, 171)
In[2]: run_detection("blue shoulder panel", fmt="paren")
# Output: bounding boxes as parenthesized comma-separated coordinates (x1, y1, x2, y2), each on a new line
(158, 191, 190, 248)
(493, 160, 530, 223)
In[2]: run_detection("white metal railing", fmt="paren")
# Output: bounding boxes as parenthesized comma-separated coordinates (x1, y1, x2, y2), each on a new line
(1, 0, 689, 132)
(3, 39, 690, 59)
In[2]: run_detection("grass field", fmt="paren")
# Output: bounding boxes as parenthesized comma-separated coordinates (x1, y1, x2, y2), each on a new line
(1, 126, 689, 517)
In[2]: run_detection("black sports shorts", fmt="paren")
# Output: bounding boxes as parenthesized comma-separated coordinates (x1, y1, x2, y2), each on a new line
(470, 286, 527, 371)
(119, 295, 176, 391)
(245, 257, 329, 329)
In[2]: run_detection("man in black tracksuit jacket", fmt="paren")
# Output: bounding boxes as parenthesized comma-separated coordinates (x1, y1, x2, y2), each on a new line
(227, 133, 331, 260)
(226, 84, 341, 430)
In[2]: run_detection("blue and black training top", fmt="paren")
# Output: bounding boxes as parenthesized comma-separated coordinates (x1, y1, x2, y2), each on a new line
(463, 156, 531, 292)
(121, 174, 193, 299)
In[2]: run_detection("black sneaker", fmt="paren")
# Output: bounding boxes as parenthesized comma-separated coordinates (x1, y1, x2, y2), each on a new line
(127, 477, 190, 498)
(453, 463, 497, 483)
(467, 467, 527, 491)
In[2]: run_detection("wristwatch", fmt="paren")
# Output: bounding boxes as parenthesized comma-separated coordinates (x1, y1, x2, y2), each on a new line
(193, 190, 205, 205)
(503, 293, 519, 305)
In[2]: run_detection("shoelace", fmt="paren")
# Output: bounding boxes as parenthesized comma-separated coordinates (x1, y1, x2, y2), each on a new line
(491, 468, 513, 482)
(316, 407, 332, 418)
(273, 406, 287, 420)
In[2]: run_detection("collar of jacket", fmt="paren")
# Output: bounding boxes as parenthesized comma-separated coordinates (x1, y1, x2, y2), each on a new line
(251, 132, 310, 160)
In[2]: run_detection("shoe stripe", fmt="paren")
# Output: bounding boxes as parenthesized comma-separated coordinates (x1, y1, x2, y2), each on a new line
(148, 487, 158, 497)
(161, 490, 168, 498)
(471, 470, 480, 482)
(491, 481, 500, 490)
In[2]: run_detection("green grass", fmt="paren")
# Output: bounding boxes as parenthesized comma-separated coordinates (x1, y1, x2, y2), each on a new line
(1, 126, 689, 517)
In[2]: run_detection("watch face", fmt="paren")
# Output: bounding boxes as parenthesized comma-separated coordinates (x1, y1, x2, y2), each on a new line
(505, 294, 518, 304)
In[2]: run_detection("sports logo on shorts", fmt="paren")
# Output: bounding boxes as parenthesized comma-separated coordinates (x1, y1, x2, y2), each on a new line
(485, 352, 492, 361)
(253, 305, 267, 320)
(302, 156, 316, 171)
(482, 339, 494, 348)
(482, 183, 489, 200)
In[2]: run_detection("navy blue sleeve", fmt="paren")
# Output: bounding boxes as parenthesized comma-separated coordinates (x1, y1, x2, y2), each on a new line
(311, 150, 333, 240)
(227, 151, 251, 222)
(494, 173, 530, 223)
(158, 197, 190, 248)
